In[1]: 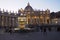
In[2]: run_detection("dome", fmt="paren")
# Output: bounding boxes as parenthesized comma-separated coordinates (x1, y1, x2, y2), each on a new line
(24, 2, 33, 11)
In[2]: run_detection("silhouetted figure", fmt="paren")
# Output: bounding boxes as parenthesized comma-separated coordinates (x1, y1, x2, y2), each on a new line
(40, 27, 43, 32)
(57, 27, 60, 31)
(4, 26, 9, 32)
(9, 27, 12, 34)
(43, 28, 46, 32)
(48, 27, 51, 32)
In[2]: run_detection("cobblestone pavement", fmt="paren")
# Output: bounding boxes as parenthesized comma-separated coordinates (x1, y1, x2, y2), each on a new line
(0, 31, 60, 40)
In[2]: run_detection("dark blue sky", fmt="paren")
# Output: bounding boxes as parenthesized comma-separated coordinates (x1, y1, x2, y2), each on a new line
(0, 0, 60, 12)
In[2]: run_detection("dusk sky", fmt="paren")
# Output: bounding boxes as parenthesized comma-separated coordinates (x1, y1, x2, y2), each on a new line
(0, 0, 60, 12)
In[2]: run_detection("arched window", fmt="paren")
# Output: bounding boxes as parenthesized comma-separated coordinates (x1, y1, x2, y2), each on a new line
(47, 19, 49, 24)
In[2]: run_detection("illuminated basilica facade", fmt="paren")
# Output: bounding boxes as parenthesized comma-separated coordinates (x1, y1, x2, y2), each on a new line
(17, 3, 50, 28)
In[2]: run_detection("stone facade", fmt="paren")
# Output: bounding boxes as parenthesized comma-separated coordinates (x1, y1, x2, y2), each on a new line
(0, 10, 18, 28)
(0, 3, 51, 29)
(18, 3, 50, 25)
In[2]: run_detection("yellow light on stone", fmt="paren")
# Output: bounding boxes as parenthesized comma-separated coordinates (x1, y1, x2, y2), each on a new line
(34, 16, 37, 18)
(55, 21, 58, 24)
